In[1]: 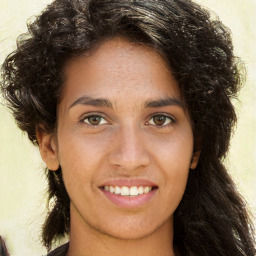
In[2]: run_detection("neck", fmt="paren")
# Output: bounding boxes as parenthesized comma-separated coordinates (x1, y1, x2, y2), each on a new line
(67, 206, 175, 256)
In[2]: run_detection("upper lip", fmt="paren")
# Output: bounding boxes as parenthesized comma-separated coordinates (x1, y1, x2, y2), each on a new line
(99, 178, 158, 188)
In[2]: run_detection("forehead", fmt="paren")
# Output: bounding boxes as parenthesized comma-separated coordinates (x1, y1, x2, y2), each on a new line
(61, 37, 181, 108)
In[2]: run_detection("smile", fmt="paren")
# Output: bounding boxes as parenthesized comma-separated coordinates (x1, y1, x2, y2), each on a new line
(102, 185, 154, 197)
(99, 179, 158, 208)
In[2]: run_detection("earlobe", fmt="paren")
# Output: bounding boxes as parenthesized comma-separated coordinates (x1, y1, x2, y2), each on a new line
(36, 126, 59, 171)
(190, 151, 201, 170)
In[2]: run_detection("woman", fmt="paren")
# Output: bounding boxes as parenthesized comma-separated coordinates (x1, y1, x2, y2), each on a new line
(1, 0, 255, 255)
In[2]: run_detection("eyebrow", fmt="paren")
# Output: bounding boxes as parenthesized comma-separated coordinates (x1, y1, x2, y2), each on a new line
(69, 96, 113, 109)
(144, 97, 184, 109)
(68, 96, 184, 110)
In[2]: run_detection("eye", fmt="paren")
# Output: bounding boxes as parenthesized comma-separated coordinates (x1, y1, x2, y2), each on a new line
(148, 114, 174, 126)
(82, 115, 108, 125)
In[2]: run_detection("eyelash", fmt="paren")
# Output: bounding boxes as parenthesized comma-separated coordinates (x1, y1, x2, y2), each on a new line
(80, 113, 109, 126)
(79, 113, 176, 128)
(147, 113, 176, 128)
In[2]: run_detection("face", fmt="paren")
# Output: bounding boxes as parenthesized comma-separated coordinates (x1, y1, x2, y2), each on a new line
(40, 38, 196, 241)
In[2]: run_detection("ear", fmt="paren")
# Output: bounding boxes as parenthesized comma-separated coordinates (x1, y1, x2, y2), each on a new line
(190, 151, 201, 170)
(36, 125, 59, 171)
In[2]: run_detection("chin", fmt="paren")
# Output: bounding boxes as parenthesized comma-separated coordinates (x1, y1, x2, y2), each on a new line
(92, 214, 172, 241)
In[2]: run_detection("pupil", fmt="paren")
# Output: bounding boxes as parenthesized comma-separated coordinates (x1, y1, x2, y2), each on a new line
(89, 116, 101, 125)
(154, 116, 165, 125)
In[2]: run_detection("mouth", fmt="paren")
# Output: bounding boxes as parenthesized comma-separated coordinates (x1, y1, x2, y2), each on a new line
(99, 180, 158, 208)
(100, 185, 158, 197)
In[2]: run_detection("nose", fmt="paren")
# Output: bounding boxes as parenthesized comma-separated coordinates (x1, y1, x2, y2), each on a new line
(108, 124, 150, 172)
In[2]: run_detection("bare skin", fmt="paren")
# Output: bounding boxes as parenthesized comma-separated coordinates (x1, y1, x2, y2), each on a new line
(37, 38, 199, 256)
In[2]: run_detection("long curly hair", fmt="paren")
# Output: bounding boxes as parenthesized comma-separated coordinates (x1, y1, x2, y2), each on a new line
(1, 0, 255, 254)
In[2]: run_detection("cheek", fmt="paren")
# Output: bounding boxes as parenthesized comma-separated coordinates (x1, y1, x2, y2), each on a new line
(58, 129, 106, 161)
(153, 129, 193, 170)
(151, 128, 193, 199)
(56, 130, 113, 184)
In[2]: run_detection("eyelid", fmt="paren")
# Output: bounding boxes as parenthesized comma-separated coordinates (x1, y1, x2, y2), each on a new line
(79, 112, 110, 125)
(78, 112, 176, 127)
(147, 113, 176, 126)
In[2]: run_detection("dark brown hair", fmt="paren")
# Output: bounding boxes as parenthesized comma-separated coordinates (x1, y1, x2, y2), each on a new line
(1, 0, 255, 255)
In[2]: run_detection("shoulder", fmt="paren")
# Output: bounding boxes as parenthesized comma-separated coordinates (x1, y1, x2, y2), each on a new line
(46, 242, 69, 256)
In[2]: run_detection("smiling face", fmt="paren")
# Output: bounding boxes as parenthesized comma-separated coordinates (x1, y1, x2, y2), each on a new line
(39, 37, 197, 251)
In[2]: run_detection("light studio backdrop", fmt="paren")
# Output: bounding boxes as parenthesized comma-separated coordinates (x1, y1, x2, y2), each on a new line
(0, 0, 255, 255)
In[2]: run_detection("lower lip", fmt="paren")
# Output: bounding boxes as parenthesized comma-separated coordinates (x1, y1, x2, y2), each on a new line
(100, 188, 157, 208)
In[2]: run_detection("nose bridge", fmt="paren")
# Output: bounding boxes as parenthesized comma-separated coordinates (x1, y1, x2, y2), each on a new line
(109, 122, 150, 170)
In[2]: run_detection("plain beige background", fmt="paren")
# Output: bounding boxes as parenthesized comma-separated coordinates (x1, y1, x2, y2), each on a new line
(0, 0, 255, 255)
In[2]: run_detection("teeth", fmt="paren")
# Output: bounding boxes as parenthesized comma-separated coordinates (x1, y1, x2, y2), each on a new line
(130, 186, 138, 196)
(144, 186, 150, 193)
(114, 186, 121, 195)
(121, 186, 130, 196)
(138, 186, 144, 195)
(103, 185, 153, 196)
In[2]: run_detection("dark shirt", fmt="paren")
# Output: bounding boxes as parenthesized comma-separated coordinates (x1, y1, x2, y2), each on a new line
(46, 243, 69, 256)
(0, 236, 9, 256)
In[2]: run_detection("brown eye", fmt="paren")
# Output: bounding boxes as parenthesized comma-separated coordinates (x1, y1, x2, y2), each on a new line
(153, 115, 167, 126)
(148, 115, 173, 126)
(83, 115, 107, 125)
